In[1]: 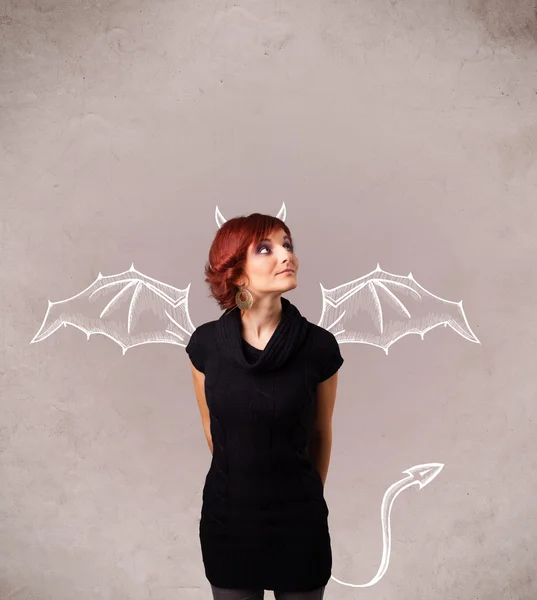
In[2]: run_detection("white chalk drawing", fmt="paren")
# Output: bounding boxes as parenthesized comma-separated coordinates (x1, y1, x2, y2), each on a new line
(330, 463, 444, 588)
(30, 202, 478, 588)
(30, 265, 195, 353)
(316, 266, 480, 353)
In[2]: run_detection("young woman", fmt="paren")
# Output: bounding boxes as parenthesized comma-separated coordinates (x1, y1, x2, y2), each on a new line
(186, 213, 344, 599)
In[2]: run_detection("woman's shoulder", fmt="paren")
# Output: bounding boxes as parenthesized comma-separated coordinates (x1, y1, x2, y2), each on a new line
(191, 319, 217, 336)
(189, 320, 218, 348)
(306, 321, 340, 347)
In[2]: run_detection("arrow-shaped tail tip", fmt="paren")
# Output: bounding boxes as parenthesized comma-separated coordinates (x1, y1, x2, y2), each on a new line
(403, 463, 444, 488)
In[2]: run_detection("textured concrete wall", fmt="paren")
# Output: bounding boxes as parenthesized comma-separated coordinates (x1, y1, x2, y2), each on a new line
(2, 0, 536, 598)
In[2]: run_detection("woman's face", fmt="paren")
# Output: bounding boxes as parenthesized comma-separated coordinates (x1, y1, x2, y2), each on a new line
(239, 228, 298, 296)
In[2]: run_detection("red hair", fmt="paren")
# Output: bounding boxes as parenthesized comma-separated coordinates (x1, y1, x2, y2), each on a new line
(204, 212, 293, 311)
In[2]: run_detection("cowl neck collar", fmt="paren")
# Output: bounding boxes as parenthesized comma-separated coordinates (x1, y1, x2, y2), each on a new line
(215, 296, 310, 373)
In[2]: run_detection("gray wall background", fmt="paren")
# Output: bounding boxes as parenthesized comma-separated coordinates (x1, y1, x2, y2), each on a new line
(2, 0, 536, 598)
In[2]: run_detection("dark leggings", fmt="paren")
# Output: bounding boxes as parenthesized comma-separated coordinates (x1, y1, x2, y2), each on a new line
(210, 585, 325, 599)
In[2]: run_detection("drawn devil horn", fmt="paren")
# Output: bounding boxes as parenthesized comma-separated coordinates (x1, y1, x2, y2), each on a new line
(215, 202, 287, 229)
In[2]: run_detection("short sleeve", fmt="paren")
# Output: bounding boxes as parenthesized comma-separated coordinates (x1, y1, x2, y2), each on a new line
(185, 327, 205, 374)
(318, 331, 344, 382)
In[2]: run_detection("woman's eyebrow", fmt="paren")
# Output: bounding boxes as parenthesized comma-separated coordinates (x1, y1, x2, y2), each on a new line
(259, 235, 291, 243)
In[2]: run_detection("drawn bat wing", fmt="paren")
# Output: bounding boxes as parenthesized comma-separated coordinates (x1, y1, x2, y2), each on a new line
(30, 264, 196, 354)
(316, 264, 480, 354)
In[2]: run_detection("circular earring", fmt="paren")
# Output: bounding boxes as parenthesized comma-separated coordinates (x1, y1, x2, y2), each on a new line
(235, 288, 253, 310)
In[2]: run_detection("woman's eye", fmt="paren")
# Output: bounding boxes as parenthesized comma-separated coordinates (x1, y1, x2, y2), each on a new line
(258, 243, 294, 254)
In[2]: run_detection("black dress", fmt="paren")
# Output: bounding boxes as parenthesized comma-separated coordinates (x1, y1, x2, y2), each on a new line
(185, 296, 344, 592)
